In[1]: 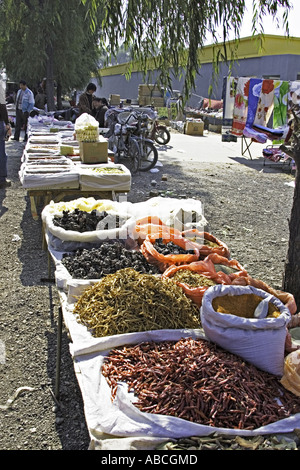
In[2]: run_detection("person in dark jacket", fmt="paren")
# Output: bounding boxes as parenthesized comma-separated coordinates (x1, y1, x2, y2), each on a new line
(78, 83, 97, 115)
(0, 102, 12, 188)
(34, 87, 46, 110)
(92, 97, 109, 127)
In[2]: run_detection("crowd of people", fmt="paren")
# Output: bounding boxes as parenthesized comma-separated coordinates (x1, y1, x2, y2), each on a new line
(0, 80, 111, 190)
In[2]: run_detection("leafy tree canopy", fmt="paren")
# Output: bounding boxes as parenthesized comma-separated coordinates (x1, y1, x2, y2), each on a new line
(0, 0, 292, 104)
(82, 0, 291, 100)
(0, 0, 104, 98)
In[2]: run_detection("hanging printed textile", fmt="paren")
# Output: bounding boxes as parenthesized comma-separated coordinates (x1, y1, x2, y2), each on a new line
(243, 78, 268, 143)
(221, 76, 237, 141)
(253, 79, 275, 127)
(288, 81, 300, 113)
(273, 81, 289, 128)
(252, 81, 289, 142)
(231, 77, 250, 136)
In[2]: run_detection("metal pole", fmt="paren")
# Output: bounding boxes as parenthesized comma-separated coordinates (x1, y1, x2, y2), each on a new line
(55, 306, 63, 400)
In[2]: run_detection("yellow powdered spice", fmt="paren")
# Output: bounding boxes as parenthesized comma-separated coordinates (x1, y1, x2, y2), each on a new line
(212, 293, 281, 318)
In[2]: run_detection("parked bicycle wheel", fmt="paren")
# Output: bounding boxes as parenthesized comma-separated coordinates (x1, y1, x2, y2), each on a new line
(139, 140, 158, 171)
(154, 126, 171, 145)
(127, 137, 141, 174)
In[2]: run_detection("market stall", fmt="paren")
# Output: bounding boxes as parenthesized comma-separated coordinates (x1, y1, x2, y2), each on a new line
(40, 195, 300, 450)
(19, 114, 130, 219)
(221, 76, 298, 170)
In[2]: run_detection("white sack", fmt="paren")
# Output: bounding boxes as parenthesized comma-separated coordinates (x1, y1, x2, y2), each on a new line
(200, 284, 291, 376)
(73, 331, 300, 447)
(131, 196, 207, 235)
(42, 197, 136, 249)
(78, 164, 131, 192)
(19, 166, 79, 190)
(75, 113, 99, 142)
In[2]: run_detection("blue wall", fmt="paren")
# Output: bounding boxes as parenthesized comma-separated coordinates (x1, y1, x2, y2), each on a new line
(91, 54, 300, 108)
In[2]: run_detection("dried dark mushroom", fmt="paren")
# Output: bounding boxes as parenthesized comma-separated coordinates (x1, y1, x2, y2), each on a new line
(62, 241, 161, 279)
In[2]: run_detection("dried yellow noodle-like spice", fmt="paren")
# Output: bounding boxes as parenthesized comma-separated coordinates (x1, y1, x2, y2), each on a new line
(172, 269, 217, 287)
(73, 268, 200, 337)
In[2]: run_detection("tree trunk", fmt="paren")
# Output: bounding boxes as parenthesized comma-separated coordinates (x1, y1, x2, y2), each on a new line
(46, 43, 55, 111)
(283, 138, 300, 310)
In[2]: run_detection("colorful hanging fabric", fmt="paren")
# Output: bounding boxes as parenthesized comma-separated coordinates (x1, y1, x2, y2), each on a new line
(252, 81, 290, 143)
(231, 77, 250, 136)
(288, 81, 300, 113)
(222, 76, 237, 141)
(253, 79, 275, 127)
(245, 78, 262, 128)
(243, 78, 268, 143)
(273, 81, 289, 128)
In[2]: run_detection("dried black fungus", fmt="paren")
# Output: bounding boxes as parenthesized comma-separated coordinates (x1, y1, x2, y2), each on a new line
(62, 242, 160, 279)
(153, 238, 195, 255)
(53, 209, 121, 232)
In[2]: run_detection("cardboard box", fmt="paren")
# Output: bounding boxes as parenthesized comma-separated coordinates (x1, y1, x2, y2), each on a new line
(138, 95, 152, 106)
(208, 123, 222, 133)
(109, 94, 120, 105)
(138, 84, 161, 96)
(151, 97, 165, 107)
(79, 136, 108, 163)
(185, 121, 204, 136)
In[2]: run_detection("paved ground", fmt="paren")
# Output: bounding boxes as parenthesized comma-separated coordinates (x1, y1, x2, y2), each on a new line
(157, 130, 266, 165)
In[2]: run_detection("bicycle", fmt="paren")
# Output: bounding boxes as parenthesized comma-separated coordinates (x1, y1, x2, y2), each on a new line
(147, 117, 171, 145)
(107, 111, 141, 173)
(129, 111, 158, 171)
(108, 110, 158, 172)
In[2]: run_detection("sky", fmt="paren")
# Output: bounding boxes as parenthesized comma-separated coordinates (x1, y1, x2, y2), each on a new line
(234, 0, 300, 39)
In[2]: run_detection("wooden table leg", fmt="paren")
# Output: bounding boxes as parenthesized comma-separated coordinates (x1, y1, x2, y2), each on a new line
(29, 195, 39, 220)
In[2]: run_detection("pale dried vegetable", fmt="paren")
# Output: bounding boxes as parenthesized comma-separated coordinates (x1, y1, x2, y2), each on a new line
(73, 268, 200, 337)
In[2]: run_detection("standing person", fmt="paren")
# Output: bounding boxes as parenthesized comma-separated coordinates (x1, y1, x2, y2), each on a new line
(175, 95, 184, 121)
(13, 80, 34, 142)
(92, 97, 109, 127)
(0, 100, 12, 188)
(78, 83, 97, 115)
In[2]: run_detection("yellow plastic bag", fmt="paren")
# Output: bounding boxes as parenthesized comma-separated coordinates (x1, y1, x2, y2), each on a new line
(280, 350, 300, 397)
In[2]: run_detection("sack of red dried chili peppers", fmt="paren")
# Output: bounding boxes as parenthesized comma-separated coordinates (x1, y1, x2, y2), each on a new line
(181, 229, 230, 259)
(102, 337, 300, 431)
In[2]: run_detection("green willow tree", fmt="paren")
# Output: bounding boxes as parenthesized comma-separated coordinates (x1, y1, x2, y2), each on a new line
(82, 0, 291, 99)
(0, 0, 103, 110)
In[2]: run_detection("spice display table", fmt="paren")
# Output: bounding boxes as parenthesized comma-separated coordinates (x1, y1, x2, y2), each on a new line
(20, 119, 131, 220)
(40, 195, 300, 450)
